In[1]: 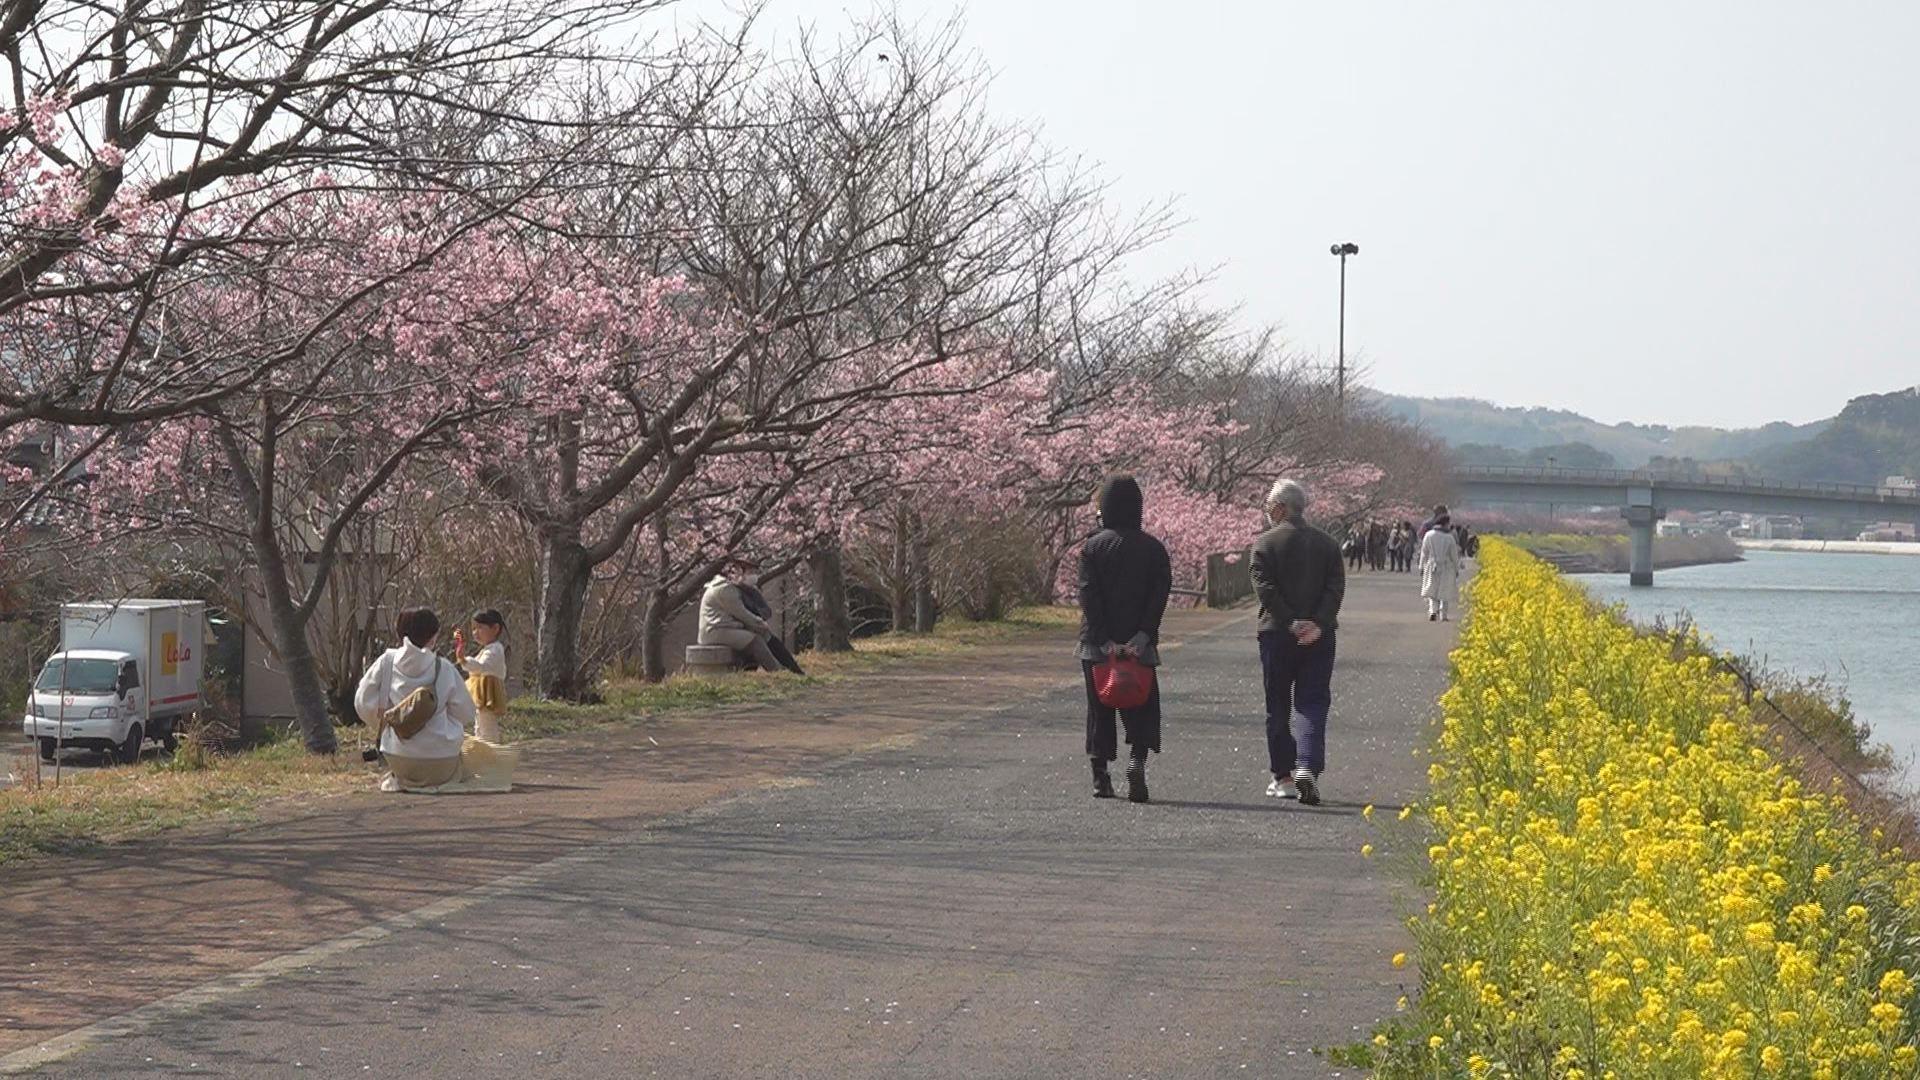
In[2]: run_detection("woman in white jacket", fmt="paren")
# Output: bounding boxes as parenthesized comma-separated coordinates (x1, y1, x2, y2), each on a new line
(1418, 516, 1463, 622)
(356, 607, 513, 792)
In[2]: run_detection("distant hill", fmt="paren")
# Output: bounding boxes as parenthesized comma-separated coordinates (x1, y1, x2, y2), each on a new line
(1753, 387, 1920, 485)
(1370, 393, 1830, 469)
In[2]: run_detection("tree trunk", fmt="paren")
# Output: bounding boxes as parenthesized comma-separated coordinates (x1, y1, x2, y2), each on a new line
(639, 586, 671, 683)
(808, 539, 852, 652)
(911, 524, 937, 633)
(258, 561, 336, 754)
(535, 529, 594, 699)
(890, 508, 911, 632)
(981, 570, 1003, 623)
(638, 515, 672, 683)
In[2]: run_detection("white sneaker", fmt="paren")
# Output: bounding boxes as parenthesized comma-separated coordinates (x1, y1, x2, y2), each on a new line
(1266, 777, 1300, 800)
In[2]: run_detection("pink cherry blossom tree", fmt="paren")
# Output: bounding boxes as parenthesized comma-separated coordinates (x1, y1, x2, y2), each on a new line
(85, 189, 591, 751)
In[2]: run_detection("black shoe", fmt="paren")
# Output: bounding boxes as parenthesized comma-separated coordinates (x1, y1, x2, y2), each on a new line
(1092, 763, 1116, 799)
(1126, 758, 1150, 803)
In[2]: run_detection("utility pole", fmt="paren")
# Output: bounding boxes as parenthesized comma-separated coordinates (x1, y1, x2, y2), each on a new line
(1330, 242, 1359, 410)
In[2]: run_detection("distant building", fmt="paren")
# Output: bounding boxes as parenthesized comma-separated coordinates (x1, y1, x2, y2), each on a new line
(1743, 515, 1804, 541)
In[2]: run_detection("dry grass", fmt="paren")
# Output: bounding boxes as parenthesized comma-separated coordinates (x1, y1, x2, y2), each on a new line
(0, 607, 1080, 865)
(0, 730, 373, 864)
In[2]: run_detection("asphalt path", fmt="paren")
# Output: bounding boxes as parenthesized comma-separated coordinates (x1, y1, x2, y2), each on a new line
(31, 573, 1452, 1079)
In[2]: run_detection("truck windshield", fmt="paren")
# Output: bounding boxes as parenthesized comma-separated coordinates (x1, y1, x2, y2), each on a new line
(34, 658, 120, 694)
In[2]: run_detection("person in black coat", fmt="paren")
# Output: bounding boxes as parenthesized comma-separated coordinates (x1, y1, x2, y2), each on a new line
(1077, 475, 1173, 803)
(736, 572, 805, 675)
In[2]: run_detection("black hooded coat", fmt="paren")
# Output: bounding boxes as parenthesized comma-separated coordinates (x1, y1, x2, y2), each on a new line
(1076, 476, 1173, 666)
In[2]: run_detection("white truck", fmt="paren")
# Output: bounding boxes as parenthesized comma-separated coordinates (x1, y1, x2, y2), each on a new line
(21, 600, 206, 763)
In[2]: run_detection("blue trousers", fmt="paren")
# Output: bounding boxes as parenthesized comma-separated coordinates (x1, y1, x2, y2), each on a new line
(1258, 629, 1337, 777)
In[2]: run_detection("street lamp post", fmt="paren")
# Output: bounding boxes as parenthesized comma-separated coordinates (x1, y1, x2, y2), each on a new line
(1330, 242, 1359, 411)
(1547, 456, 1556, 521)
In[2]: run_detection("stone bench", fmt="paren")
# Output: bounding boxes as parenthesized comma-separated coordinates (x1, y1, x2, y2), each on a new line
(684, 644, 739, 676)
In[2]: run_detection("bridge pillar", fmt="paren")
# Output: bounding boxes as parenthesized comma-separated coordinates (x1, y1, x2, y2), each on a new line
(1622, 486, 1664, 586)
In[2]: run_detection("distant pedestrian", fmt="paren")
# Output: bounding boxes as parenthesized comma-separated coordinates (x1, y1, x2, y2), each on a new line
(1367, 521, 1388, 571)
(1077, 475, 1173, 803)
(453, 609, 509, 743)
(1420, 514, 1463, 622)
(1420, 504, 1449, 540)
(1249, 478, 1345, 806)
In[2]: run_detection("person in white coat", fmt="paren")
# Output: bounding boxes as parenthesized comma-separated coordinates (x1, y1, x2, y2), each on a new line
(356, 607, 514, 793)
(1419, 516, 1463, 622)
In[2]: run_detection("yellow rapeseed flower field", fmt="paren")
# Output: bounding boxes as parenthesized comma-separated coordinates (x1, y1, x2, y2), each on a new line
(1376, 540, 1920, 1078)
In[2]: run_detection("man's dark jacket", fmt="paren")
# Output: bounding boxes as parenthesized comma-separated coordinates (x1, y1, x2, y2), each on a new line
(1077, 477, 1173, 665)
(1250, 519, 1346, 633)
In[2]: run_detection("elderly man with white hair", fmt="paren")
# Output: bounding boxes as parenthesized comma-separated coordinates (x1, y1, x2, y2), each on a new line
(1248, 478, 1347, 805)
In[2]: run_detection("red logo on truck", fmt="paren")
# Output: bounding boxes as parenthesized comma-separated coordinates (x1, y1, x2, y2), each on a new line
(162, 632, 191, 677)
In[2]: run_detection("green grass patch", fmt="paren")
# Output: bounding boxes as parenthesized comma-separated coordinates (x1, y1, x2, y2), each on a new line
(504, 673, 833, 739)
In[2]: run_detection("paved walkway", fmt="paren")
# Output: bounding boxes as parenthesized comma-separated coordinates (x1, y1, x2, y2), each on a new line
(3, 574, 1452, 1077)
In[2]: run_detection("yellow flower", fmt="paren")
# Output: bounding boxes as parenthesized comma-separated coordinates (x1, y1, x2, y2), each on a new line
(1396, 995, 1409, 1011)
(1362, 804, 1375, 820)
(1391, 952, 1408, 969)
(1360, 843, 1374, 858)
(1372, 1033, 1388, 1047)
(1400, 541, 1920, 1067)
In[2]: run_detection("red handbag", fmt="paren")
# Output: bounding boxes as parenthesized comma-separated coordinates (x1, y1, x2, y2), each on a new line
(1093, 655, 1155, 710)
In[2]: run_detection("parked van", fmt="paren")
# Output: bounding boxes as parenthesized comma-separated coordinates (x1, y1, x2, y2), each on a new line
(21, 601, 206, 763)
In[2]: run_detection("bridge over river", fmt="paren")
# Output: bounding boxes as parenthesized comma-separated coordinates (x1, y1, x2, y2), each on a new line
(1451, 465, 1920, 585)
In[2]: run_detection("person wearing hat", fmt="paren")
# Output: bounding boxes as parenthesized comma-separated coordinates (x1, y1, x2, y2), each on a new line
(1076, 474, 1172, 803)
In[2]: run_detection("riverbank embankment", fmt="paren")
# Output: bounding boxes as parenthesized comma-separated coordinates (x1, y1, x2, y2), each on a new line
(1738, 538, 1920, 556)
(1499, 532, 1742, 574)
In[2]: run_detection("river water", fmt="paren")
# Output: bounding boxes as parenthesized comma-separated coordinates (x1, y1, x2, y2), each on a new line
(1580, 550, 1920, 773)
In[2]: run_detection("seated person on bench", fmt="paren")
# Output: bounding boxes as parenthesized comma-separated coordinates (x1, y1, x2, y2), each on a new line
(698, 558, 803, 674)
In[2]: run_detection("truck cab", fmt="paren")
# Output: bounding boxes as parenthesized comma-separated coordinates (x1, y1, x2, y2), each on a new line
(22, 651, 169, 763)
(21, 600, 204, 764)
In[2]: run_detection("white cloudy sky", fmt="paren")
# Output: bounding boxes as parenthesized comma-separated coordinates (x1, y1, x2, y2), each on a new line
(672, 1, 1920, 428)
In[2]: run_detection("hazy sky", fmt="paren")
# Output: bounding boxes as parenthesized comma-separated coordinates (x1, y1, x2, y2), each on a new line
(681, 2, 1920, 428)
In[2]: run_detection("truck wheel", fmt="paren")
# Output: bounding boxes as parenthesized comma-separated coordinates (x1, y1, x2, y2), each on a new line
(37, 737, 56, 763)
(118, 723, 144, 765)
